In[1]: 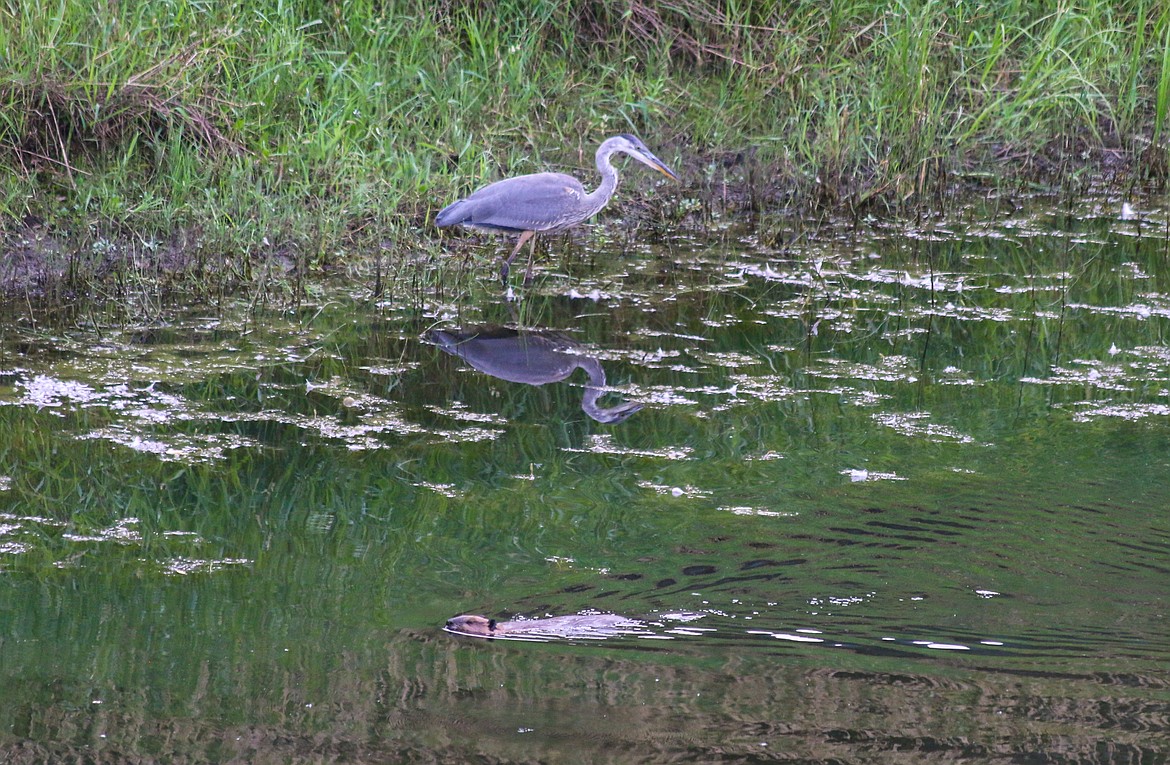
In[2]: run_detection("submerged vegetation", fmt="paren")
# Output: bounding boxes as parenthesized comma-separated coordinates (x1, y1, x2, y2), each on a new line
(2, 0, 1169, 300)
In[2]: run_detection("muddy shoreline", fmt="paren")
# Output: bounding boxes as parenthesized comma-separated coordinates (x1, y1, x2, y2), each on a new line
(2, 140, 1159, 304)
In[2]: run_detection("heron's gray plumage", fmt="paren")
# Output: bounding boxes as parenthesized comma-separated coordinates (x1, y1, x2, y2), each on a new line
(428, 326, 644, 424)
(435, 134, 677, 282)
(434, 172, 591, 233)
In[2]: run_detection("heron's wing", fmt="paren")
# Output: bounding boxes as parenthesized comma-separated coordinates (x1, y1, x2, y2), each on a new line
(436, 172, 589, 233)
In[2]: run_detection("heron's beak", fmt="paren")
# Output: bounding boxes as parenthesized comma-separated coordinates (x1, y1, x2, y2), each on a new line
(639, 150, 679, 182)
(654, 162, 680, 182)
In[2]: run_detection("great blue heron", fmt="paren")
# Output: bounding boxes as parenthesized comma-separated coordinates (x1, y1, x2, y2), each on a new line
(435, 134, 678, 283)
(428, 326, 644, 423)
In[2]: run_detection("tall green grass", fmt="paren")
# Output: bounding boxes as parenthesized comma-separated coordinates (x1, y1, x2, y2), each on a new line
(1, 0, 1168, 299)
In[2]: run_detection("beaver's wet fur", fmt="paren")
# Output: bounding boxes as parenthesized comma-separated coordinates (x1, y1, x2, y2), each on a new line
(445, 612, 640, 639)
(445, 614, 501, 636)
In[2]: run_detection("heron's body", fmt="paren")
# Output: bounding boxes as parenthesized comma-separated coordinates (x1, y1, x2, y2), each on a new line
(428, 326, 643, 423)
(435, 134, 677, 282)
(434, 173, 601, 234)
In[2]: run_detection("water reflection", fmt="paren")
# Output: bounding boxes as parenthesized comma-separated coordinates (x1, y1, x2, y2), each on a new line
(427, 326, 643, 423)
(5, 203, 1170, 763)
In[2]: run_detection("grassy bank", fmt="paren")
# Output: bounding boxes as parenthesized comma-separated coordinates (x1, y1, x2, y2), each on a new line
(2, 0, 1169, 302)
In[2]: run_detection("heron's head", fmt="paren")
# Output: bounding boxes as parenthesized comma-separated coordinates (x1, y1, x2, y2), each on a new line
(593, 400, 645, 424)
(606, 134, 679, 181)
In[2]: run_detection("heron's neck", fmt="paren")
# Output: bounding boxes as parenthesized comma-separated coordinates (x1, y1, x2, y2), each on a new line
(577, 357, 607, 389)
(580, 359, 618, 419)
(584, 148, 620, 218)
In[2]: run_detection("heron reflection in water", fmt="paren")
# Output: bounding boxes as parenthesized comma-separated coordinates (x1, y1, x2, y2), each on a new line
(435, 134, 678, 283)
(428, 326, 643, 424)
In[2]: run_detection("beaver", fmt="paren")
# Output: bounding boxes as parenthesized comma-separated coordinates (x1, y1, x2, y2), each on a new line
(445, 612, 646, 640)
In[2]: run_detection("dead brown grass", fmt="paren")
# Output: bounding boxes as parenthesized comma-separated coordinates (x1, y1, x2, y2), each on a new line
(0, 46, 239, 188)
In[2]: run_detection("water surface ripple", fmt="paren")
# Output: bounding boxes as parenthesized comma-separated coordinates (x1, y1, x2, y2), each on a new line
(1, 203, 1169, 763)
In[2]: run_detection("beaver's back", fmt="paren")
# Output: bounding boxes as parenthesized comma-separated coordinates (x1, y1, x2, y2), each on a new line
(445, 612, 642, 639)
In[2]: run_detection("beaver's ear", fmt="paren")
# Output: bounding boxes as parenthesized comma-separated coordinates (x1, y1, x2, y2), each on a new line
(488, 619, 498, 631)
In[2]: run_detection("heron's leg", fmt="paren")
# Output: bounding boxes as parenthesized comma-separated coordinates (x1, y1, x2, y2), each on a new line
(522, 232, 540, 286)
(500, 230, 534, 283)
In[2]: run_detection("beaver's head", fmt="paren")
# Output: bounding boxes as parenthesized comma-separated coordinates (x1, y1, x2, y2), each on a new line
(445, 614, 498, 636)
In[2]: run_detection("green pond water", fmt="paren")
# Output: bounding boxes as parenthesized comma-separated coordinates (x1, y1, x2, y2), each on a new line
(1, 201, 1169, 763)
